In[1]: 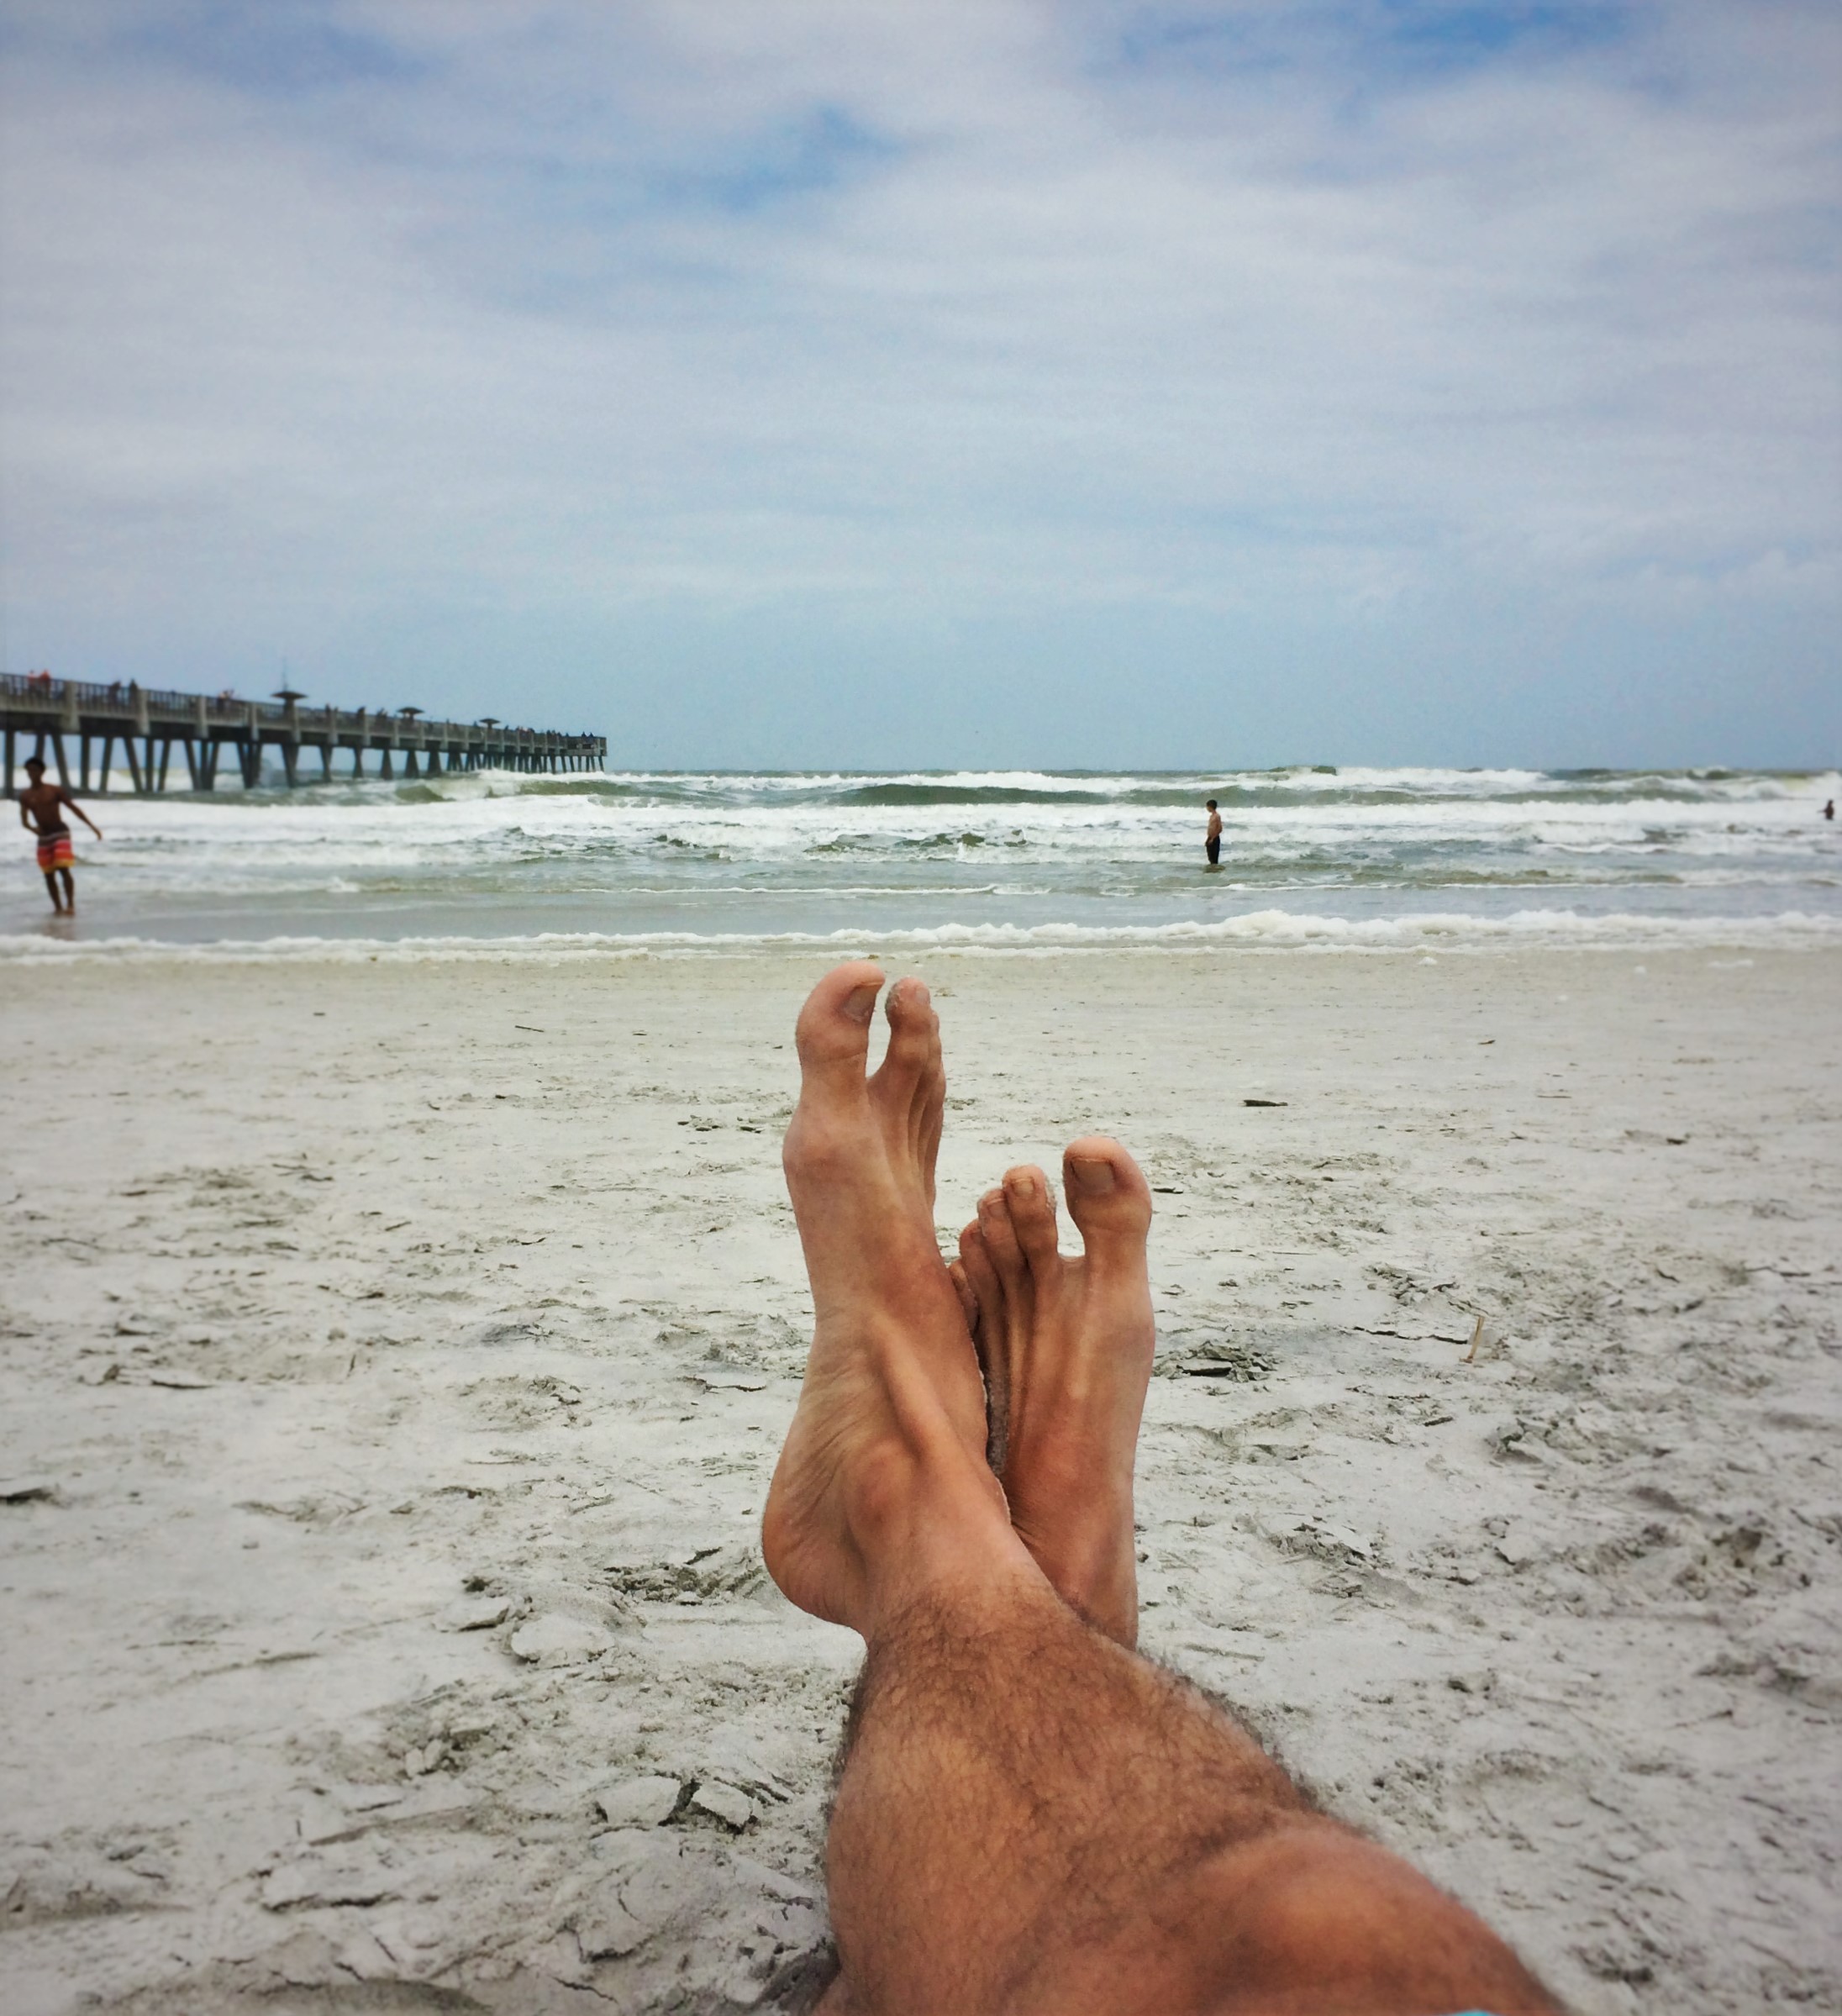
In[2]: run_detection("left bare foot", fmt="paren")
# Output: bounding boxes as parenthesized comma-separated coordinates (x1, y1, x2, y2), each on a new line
(952, 1140, 1155, 1646)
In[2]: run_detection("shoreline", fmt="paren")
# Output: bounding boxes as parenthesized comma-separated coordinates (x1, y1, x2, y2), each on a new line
(3, 947, 1839, 2013)
(5, 905, 1841, 961)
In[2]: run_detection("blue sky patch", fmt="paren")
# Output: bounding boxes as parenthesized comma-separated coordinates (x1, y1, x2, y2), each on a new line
(1108, 2, 1631, 80)
(1377, 1, 1631, 69)
(123, 1, 427, 97)
(661, 105, 900, 215)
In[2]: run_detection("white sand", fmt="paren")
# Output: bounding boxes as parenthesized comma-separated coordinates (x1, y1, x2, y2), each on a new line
(2, 946, 1839, 2014)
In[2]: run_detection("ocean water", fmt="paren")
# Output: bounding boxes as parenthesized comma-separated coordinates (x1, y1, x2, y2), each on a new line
(4, 766, 1839, 957)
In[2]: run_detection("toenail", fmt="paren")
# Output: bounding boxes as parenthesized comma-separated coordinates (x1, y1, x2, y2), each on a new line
(1066, 1157, 1117, 1194)
(845, 984, 880, 1024)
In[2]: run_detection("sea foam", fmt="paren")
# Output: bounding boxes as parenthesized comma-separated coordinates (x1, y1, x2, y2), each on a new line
(4, 906, 1838, 966)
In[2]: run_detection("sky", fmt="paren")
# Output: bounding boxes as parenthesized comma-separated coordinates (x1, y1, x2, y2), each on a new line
(1, 0, 1837, 769)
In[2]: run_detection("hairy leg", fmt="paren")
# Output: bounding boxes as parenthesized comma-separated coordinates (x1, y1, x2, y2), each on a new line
(767, 966, 1559, 2016)
(827, 1576, 1560, 2015)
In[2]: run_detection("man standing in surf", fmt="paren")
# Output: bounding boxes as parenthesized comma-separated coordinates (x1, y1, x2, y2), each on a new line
(17, 755, 102, 915)
(1204, 797, 1223, 868)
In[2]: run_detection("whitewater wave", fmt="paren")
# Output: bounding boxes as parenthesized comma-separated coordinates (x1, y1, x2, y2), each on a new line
(6, 766, 1836, 946)
(5, 908, 1838, 965)
(167, 762, 1839, 810)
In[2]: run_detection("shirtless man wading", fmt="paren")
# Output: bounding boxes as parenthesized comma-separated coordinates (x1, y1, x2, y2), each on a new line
(1205, 797, 1223, 867)
(764, 963, 1560, 2015)
(17, 756, 101, 914)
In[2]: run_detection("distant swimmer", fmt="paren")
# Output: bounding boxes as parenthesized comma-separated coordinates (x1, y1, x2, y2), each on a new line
(1825, 798, 1835, 822)
(17, 755, 101, 915)
(1204, 797, 1223, 869)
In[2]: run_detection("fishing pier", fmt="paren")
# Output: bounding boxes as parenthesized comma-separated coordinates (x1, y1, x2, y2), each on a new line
(2, 673, 606, 795)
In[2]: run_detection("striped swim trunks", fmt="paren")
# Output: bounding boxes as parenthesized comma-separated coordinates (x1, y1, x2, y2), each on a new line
(36, 829, 74, 872)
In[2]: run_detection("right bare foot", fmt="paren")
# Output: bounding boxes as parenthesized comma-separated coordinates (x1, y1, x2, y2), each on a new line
(953, 1140, 1155, 1646)
(762, 964, 1020, 1637)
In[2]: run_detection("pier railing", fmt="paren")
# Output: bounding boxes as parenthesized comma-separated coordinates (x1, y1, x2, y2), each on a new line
(1, 673, 606, 793)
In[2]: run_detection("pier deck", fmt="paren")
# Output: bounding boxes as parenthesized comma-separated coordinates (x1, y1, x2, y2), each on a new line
(2, 674, 605, 794)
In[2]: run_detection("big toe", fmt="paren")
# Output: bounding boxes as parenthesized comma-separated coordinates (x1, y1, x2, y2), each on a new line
(1062, 1137, 1153, 1268)
(792, 961, 885, 1100)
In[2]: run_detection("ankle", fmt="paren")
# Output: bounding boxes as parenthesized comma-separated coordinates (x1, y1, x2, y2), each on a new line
(1033, 1530, 1139, 1645)
(853, 1462, 1039, 1641)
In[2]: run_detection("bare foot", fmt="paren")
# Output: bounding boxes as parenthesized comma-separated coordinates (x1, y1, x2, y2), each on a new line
(952, 1140, 1155, 1646)
(761, 964, 1019, 1636)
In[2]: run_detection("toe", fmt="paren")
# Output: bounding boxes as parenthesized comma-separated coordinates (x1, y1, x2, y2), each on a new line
(1061, 1136, 1154, 1267)
(874, 976, 938, 1103)
(958, 1219, 1005, 1324)
(873, 976, 945, 1186)
(792, 962, 885, 1099)
(1002, 1165, 1062, 1273)
(946, 1255, 980, 1336)
(976, 1185, 1028, 1292)
(956, 1228, 1012, 1474)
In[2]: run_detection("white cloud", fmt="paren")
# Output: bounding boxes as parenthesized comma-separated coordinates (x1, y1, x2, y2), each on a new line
(0, 0, 1835, 760)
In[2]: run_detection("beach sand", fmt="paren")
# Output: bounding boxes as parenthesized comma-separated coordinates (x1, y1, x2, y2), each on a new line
(2, 945, 1839, 2013)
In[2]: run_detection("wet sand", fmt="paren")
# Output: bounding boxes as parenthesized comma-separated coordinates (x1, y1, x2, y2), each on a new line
(2, 946, 1839, 2013)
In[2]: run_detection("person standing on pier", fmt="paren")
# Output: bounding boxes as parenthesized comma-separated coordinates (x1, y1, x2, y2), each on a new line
(18, 755, 101, 915)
